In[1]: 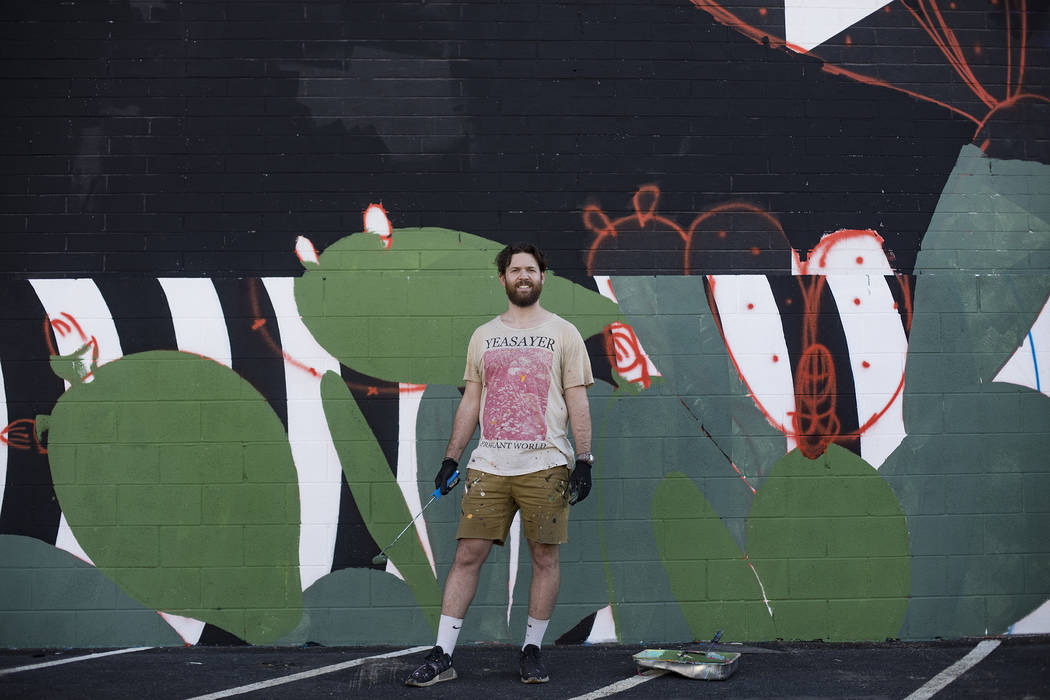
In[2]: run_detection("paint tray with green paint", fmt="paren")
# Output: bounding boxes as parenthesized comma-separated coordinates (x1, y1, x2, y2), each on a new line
(632, 648, 740, 680)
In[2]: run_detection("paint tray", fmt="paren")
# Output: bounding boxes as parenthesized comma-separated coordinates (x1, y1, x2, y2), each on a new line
(632, 648, 741, 680)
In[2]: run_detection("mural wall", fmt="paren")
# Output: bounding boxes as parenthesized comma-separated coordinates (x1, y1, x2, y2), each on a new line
(1, 0, 1047, 647)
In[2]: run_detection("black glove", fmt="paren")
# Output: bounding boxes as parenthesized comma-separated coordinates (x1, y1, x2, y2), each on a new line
(568, 459, 592, 505)
(435, 458, 459, 495)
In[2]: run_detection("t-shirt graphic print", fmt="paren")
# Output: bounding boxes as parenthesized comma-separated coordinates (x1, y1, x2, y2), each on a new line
(482, 347, 551, 441)
(462, 314, 594, 477)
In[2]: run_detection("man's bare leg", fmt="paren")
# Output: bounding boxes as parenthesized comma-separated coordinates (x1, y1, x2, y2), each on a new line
(442, 537, 494, 617)
(526, 539, 560, 619)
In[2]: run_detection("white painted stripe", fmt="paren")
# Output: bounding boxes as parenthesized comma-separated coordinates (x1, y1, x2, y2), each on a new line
(261, 277, 343, 590)
(0, 646, 152, 676)
(825, 273, 907, 469)
(184, 646, 429, 700)
(29, 278, 123, 368)
(567, 668, 667, 699)
(903, 640, 1001, 700)
(395, 383, 437, 579)
(30, 278, 121, 565)
(157, 278, 232, 367)
(708, 274, 795, 452)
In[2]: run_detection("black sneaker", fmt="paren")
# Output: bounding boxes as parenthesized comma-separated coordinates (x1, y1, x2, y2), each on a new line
(519, 644, 549, 684)
(405, 646, 456, 687)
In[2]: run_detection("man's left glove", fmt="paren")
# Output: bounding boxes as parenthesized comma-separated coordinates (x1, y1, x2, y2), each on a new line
(568, 459, 592, 505)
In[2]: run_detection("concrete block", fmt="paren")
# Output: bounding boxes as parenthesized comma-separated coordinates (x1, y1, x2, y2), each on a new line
(909, 514, 983, 556)
(32, 567, 116, 610)
(0, 569, 33, 610)
(118, 484, 201, 525)
(159, 524, 242, 567)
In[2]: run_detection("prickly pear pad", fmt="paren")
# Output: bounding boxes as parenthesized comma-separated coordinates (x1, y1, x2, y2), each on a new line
(45, 351, 302, 644)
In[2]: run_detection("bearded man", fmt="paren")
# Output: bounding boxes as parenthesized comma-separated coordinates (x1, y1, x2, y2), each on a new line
(405, 242, 595, 687)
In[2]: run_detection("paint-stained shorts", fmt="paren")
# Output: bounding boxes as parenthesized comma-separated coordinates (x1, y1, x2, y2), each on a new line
(455, 466, 571, 545)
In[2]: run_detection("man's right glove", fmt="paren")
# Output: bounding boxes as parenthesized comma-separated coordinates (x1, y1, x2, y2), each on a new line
(435, 457, 460, 496)
(568, 459, 592, 505)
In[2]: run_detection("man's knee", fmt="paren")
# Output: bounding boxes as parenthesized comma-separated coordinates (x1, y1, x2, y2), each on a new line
(529, 542, 560, 572)
(453, 538, 492, 569)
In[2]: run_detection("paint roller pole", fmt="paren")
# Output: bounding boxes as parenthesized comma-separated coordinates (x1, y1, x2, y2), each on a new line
(371, 470, 461, 566)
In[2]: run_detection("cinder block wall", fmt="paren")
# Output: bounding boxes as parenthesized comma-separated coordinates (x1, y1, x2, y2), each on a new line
(0, 0, 1048, 647)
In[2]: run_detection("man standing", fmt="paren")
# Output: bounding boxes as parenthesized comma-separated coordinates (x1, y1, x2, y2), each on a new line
(405, 242, 595, 686)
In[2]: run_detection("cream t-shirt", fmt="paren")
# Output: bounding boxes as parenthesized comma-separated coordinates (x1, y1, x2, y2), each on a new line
(462, 313, 593, 476)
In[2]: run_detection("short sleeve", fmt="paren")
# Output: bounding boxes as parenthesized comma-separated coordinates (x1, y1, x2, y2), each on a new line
(463, 327, 484, 383)
(560, 323, 594, 390)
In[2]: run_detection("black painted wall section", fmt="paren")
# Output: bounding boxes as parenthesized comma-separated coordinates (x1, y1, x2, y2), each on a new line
(3, 0, 1034, 280)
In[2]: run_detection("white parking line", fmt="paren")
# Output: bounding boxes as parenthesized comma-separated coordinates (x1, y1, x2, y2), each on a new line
(903, 639, 1001, 700)
(183, 646, 430, 700)
(567, 668, 668, 699)
(0, 647, 153, 676)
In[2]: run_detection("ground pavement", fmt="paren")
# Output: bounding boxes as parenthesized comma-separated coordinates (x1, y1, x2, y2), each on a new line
(1, 636, 1047, 699)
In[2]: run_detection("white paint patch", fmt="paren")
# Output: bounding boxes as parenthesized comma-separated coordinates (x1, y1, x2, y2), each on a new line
(1008, 597, 1050, 635)
(784, 0, 893, 52)
(53, 514, 94, 565)
(262, 277, 344, 590)
(585, 605, 618, 644)
(158, 612, 206, 645)
(0, 646, 152, 676)
(157, 278, 232, 367)
(995, 297, 1050, 398)
(708, 274, 795, 453)
(566, 668, 667, 699)
(902, 640, 1001, 700)
(507, 511, 522, 626)
(184, 646, 429, 700)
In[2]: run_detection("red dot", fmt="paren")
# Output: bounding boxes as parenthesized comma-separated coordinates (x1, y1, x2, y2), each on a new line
(862, 361, 871, 368)
(856, 256, 864, 264)
(785, 298, 793, 305)
(751, 246, 761, 256)
(893, 302, 899, 310)
(747, 303, 755, 310)
(772, 354, 779, 363)
(853, 298, 861, 306)
(718, 230, 727, 239)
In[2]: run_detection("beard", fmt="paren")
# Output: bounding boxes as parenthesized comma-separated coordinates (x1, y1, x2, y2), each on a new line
(505, 278, 542, 307)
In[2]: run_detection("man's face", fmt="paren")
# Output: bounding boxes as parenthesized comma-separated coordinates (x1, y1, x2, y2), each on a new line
(500, 252, 544, 307)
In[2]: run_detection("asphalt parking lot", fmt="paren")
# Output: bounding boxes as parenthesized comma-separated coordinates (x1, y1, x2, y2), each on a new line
(1, 636, 1047, 699)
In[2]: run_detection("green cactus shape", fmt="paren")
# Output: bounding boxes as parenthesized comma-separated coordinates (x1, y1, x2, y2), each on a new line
(653, 445, 909, 642)
(44, 351, 303, 644)
(319, 370, 442, 628)
(652, 471, 775, 642)
(747, 445, 910, 641)
(880, 144, 1050, 638)
(294, 228, 619, 385)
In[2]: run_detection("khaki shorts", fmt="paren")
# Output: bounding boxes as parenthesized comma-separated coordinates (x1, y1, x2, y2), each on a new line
(455, 466, 571, 545)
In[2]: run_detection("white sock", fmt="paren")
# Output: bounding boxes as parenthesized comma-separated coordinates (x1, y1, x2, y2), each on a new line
(523, 615, 549, 649)
(436, 615, 464, 657)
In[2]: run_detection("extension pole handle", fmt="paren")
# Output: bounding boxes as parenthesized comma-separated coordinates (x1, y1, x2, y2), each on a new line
(431, 469, 461, 500)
